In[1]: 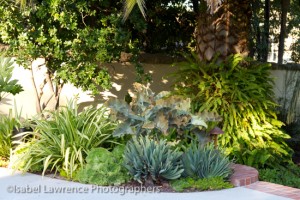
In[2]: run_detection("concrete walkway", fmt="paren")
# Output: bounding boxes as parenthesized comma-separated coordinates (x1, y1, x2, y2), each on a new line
(0, 167, 291, 200)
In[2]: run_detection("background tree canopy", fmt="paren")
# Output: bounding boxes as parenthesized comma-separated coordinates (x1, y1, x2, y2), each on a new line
(0, 0, 299, 113)
(4, 0, 300, 62)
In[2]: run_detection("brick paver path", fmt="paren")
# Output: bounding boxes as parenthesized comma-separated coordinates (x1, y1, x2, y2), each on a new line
(246, 181, 300, 200)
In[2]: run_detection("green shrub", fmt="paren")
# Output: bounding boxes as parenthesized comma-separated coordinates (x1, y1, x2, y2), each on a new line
(172, 53, 292, 168)
(182, 143, 232, 179)
(259, 164, 300, 188)
(76, 146, 130, 185)
(123, 135, 184, 183)
(170, 177, 233, 192)
(11, 103, 116, 178)
(0, 111, 18, 158)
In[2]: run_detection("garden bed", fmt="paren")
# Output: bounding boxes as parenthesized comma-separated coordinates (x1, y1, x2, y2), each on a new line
(37, 163, 257, 193)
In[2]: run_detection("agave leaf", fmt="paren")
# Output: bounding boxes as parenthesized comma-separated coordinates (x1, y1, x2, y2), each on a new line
(124, 135, 183, 183)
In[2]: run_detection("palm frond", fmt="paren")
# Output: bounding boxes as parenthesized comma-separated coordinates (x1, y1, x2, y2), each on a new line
(123, 0, 146, 21)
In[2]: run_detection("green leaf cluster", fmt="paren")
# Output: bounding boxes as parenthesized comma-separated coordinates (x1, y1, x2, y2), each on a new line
(106, 83, 214, 141)
(182, 143, 232, 179)
(123, 135, 184, 183)
(170, 177, 233, 192)
(0, 1, 132, 94)
(173, 53, 292, 168)
(0, 54, 23, 100)
(76, 146, 130, 186)
(259, 164, 300, 188)
(10, 102, 117, 178)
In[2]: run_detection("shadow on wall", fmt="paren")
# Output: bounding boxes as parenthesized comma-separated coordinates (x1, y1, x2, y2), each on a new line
(77, 62, 178, 111)
(0, 60, 178, 117)
(0, 58, 297, 118)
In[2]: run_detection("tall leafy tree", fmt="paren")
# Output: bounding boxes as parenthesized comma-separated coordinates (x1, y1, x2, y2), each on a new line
(124, 0, 253, 61)
(4, 0, 128, 112)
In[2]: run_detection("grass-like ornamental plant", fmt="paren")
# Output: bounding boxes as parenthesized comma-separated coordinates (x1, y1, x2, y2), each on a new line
(0, 112, 17, 158)
(11, 102, 116, 178)
(76, 146, 130, 186)
(124, 135, 184, 183)
(173, 53, 292, 168)
(182, 143, 232, 179)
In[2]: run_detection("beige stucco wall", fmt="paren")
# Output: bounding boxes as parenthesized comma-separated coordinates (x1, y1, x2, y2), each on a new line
(0, 59, 297, 118)
(0, 59, 178, 117)
(271, 69, 300, 101)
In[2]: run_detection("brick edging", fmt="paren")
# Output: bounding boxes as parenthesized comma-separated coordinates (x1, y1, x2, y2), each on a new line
(230, 164, 259, 187)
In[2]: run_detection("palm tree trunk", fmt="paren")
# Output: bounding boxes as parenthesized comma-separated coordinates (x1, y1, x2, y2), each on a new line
(195, 0, 252, 61)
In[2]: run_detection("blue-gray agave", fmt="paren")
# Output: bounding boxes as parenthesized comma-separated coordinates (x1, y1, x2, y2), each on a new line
(123, 135, 184, 183)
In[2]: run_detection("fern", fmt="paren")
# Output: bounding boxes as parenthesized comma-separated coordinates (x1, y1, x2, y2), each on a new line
(172, 54, 292, 168)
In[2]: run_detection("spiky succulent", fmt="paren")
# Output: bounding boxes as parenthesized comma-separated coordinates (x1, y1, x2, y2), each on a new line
(123, 135, 184, 183)
(182, 143, 232, 179)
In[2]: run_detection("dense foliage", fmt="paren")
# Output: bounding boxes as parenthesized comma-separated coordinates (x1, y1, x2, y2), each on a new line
(11, 102, 116, 178)
(259, 164, 300, 188)
(0, 0, 130, 94)
(125, 0, 195, 54)
(123, 135, 183, 183)
(173, 54, 292, 168)
(76, 146, 130, 185)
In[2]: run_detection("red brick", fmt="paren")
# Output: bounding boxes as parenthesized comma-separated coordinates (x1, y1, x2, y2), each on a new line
(230, 164, 258, 186)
